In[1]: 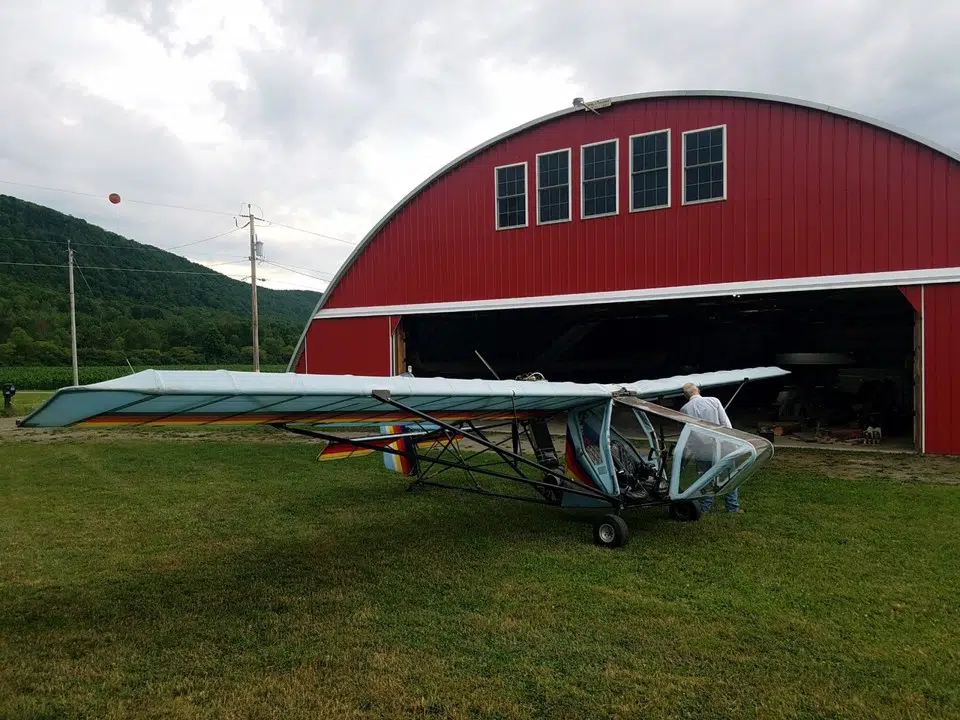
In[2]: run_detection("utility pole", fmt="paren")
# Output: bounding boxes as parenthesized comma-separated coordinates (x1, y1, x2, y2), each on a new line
(240, 204, 265, 372)
(67, 240, 78, 386)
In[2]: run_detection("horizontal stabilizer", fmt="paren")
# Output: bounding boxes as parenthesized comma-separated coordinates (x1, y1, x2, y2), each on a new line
(317, 442, 378, 461)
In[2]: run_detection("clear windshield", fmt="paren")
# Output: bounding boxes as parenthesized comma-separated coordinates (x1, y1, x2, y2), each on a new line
(613, 396, 774, 501)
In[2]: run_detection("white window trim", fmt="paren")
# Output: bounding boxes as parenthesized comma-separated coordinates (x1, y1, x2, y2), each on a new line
(535, 147, 573, 226)
(681, 124, 727, 206)
(580, 138, 619, 220)
(494, 161, 529, 231)
(628, 128, 671, 213)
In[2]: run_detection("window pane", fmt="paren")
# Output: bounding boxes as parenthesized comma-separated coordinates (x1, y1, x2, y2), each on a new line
(496, 164, 527, 226)
(582, 141, 618, 217)
(683, 128, 724, 202)
(537, 151, 570, 222)
(632, 166, 669, 210)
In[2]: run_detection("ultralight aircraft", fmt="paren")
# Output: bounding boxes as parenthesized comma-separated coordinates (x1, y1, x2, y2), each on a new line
(19, 365, 788, 547)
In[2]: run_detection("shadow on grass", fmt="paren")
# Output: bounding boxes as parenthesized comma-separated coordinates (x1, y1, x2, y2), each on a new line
(3, 475, 701, 645)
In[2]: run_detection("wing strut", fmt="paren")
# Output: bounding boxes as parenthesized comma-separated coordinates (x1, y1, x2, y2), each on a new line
(367, 389, 616, 501)
(277, 421, 614, 505)
(724, 377, 750, 411)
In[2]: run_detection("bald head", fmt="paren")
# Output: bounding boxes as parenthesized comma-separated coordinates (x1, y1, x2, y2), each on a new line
(682, 382, 700, 399)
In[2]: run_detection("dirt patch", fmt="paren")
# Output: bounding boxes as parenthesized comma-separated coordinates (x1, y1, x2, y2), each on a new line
(769, 447, 960, 485)
(5, 418, 959, 485)
(0, 417, 315, 445)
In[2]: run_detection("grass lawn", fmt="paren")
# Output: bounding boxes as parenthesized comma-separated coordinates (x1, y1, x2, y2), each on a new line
(1, 437, 958, 719)
(1, 391, 51, 419)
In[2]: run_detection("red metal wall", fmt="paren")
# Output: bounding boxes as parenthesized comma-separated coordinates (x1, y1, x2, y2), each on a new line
(299, 95, 960, 453)
(923, 283, 960, 454)
(293, 316, 392, 376)
(323, 95, 960, 310)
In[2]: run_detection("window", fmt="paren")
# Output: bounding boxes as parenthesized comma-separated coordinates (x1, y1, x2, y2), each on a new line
(495, 162, 527, 229)
(629, 130, 670, 211)
(682, 125, 726, 204)
(536, 149, 571, 224)
(581, 139, 618, 218)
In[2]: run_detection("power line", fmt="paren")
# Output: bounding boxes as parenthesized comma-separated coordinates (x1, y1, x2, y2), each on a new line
(240, 275, 325, 292)
(166, 226, 242, 250)
(3, 236, 336, 280)
(0, 235, 142, 249)
(0, 179, 236, 217)
(262, 258, 333, 281)
(2, 179, 356, 248)
(260, 219, 356, 245)
(0, 260, 248, 275)
(0, 180, 102, 201)
(0, 227, 243, 253)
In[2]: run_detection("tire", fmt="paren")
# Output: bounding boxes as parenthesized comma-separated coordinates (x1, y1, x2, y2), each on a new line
(669, 500, 703, 522)
(593, 514, 629, 548)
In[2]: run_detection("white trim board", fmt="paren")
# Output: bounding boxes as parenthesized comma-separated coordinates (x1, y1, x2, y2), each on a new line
(314, 266, 960, 319)
(921, 285, 926, 454)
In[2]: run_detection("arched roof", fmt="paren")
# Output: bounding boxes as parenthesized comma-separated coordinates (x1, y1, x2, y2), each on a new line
(288, 89, 960, 370)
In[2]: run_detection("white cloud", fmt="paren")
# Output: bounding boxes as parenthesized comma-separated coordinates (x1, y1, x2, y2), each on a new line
(1, 0, 958, 298)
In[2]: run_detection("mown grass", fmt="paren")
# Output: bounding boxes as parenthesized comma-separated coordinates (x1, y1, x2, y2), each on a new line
(0, 390, 51, 418)
(1, 441, 958, 719)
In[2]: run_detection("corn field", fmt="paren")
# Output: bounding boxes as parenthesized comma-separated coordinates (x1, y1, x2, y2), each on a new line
(0, 365, 288, 390)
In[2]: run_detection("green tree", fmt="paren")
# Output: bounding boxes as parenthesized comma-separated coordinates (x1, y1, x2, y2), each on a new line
(0, 193, 323, 367)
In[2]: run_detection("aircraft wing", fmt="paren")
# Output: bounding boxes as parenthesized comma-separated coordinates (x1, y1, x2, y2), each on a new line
(17, 366, 789, 429)
(614, 366, 790, 399)
(17, 369, 613, 428)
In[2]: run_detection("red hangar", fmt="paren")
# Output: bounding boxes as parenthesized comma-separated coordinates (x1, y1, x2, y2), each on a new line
(288, 91, 960, 455)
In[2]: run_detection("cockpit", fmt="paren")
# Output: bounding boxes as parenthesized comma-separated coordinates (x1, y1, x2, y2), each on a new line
(562, 396, 774, 507)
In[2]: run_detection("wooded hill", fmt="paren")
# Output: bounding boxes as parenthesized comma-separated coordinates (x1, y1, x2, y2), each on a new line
(0, 194, 322, 367)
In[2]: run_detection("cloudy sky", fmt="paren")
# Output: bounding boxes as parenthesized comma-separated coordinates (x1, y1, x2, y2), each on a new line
(1, 0, 957, 293)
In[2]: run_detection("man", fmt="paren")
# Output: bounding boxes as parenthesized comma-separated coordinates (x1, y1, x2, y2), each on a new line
(679, 382, 742, 514)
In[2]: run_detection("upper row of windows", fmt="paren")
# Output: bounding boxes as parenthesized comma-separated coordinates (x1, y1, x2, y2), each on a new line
(494, 124, 726, 230)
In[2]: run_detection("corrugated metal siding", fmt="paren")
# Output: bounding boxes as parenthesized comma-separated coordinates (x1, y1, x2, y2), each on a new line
(324, 96, 960, 310)
(923, 283, 960, 454)
(294, 317, 391, 376)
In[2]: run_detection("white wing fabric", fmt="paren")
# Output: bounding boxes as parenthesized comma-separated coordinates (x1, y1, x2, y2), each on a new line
(18, 366, 789, 428)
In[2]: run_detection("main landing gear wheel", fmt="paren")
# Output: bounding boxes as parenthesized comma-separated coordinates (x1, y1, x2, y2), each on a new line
(593, 514, 629, 548)
(669, 500, 703, 522)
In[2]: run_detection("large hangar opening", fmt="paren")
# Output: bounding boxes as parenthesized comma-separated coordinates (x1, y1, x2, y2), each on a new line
(400, 287, 919, 449)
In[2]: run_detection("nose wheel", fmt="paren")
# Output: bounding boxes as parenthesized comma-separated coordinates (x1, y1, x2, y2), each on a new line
(593, 514, 629, 548)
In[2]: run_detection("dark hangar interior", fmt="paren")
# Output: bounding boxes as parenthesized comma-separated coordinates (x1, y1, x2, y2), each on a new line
(400, 286, 919, 449)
